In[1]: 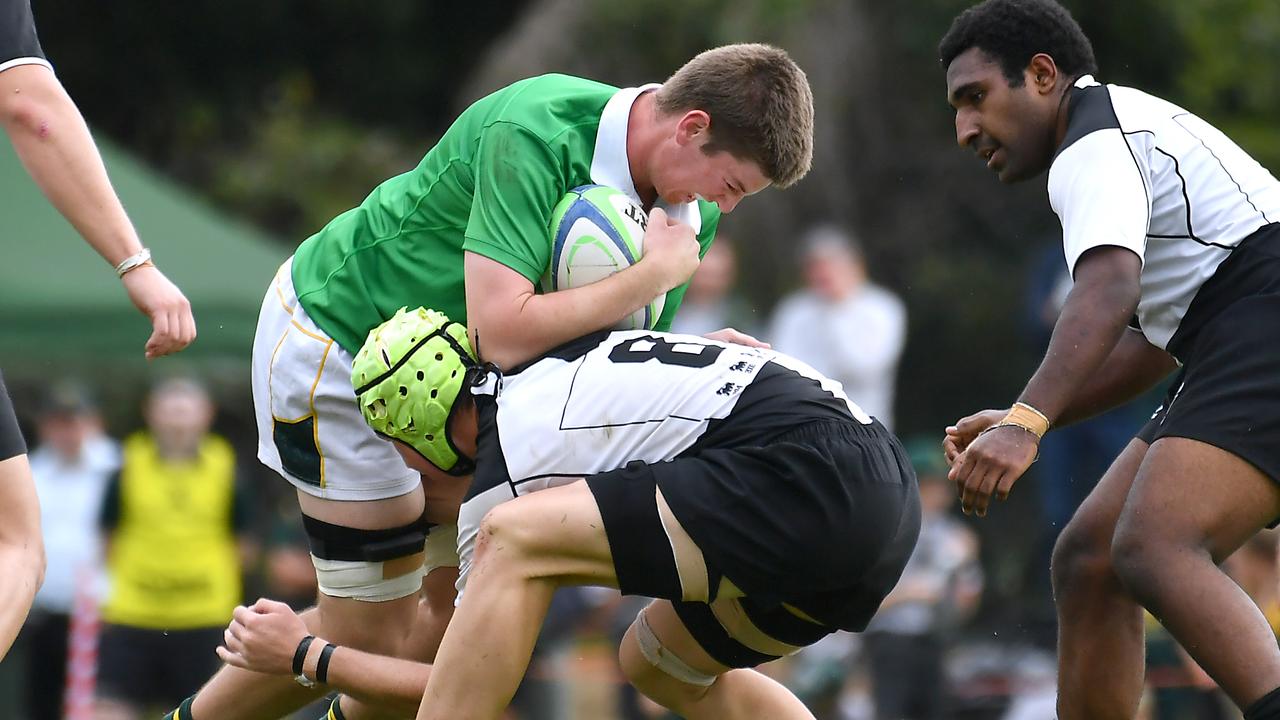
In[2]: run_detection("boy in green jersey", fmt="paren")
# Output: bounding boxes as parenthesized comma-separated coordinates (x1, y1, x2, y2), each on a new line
(172, 43, 814, 720)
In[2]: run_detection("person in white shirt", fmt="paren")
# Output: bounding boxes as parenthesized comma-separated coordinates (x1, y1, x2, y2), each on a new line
(940, 1, 1280, 718)
(21, 384, 118, 720)
(769, 226, 907, 428)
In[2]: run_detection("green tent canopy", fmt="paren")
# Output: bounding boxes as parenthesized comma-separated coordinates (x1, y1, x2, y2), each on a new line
(0, 133, 288, 370)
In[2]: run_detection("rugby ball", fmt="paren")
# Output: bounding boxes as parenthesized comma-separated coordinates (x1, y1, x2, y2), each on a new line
(544, 185, 665, 330)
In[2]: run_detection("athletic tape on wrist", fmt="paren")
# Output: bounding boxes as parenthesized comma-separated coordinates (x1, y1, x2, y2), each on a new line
(316, 643, 337, 684)
(292, 635, 316, 676)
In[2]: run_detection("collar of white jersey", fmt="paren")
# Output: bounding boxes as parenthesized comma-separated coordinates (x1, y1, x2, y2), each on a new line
(590, 83, 703, 234)
(1074, 74, 1100, 89)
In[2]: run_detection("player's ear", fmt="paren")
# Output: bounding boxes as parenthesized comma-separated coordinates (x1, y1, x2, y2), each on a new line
(1027, 53, 1059, 94)
(675, 110, 711, 146)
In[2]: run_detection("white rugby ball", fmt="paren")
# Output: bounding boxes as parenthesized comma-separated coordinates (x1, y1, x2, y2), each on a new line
(543, 184, 665, 330)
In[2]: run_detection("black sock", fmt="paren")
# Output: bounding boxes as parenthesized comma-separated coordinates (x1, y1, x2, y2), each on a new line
(324, 695, 347, 720)
(1246, 686, 1280, 720)
(163, 695, 197, 720)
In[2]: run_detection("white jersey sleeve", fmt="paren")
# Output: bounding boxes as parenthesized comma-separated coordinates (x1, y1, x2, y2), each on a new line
(1048, 101, 1151, 275)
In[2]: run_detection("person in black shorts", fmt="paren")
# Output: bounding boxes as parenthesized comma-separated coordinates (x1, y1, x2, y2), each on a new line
(938, 1, 1280, 719)
(215, 307, 920, 720)
(0, 0, 196, 661)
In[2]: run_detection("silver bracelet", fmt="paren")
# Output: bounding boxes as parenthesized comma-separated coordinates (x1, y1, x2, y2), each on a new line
(114, 247, 152, 277)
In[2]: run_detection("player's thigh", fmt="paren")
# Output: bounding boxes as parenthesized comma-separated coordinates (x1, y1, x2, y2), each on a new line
(619, 600, 732, 687)
(1118, 293, 1280, 558)
(308, 583, 421, 654)
(477, 480, 617, 585)
(1055, 438, 1149, 562)
(1118, 437, 1280, 562)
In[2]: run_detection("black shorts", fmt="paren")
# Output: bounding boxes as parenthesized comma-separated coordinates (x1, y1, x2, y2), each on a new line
(587, 419, 921, 667)
(0, 371, 27, 461)
(1138, 292, 1280, 486)
(96, 624, 223, 708)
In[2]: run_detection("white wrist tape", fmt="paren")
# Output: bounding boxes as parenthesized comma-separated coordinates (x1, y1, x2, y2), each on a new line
(114, 247, 152, 277)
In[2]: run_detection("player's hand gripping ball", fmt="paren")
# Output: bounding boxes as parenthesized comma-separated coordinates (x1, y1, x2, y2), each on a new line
(543, 185, 665, 330)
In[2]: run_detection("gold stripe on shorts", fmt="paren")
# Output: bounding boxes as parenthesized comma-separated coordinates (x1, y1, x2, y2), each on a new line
(709, 597, 809, 659)
(655, 487, 710, 602)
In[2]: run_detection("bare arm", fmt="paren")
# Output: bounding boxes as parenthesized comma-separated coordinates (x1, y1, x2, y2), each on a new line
(0, 455, 45, 660)
(1019, 246, 1144, 421)
(465, 207, 699, 369)
(0, 64, 195, 358)
(219, 599, 432, 715)
(950, 246, 1142, 515)
(945, 327, 1174, 462)
(1054, 326, 1177, 426)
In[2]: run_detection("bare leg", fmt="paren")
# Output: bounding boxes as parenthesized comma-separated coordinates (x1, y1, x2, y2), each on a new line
(618, 601, 815, 720)
(418, 481, 612, 720)
(191, 488, 428, 720)
(1112, 437, 1280, 710)
(1053, 439, 1148, 720)
(340, 565, 458, 720)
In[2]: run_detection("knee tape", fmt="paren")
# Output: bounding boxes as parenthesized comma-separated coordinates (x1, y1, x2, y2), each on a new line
(311, 553, 426, 601)
(303, 513, 430, 602)
(634, 608, 718, 687)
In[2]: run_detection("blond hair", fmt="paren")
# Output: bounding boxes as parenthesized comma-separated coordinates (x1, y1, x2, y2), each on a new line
(656, 43, 814, 188)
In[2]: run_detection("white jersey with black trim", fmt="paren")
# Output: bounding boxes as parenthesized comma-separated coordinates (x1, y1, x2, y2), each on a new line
(453, 330, 871, 595)
(1048, 75, 1280, 351)
(483, 330, 870, 483)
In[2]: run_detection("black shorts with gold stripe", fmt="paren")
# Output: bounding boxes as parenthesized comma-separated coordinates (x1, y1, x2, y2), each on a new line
(586, 418, 921, 668)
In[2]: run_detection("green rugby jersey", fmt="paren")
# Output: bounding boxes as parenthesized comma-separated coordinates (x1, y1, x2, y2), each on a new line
(291, 73, 721, 355)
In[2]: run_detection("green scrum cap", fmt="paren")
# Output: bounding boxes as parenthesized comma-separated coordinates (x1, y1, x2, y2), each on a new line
(352, 306, 479, 475)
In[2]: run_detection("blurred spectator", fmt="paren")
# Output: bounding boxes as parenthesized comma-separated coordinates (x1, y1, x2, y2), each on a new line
(18, 383, 118, 720)
(669, 237, 760, 338)
(863, 437, 983, 720)
(769, 225, 906, 428)
(94, 378, 254, 720)
(260, 494, 318, 611)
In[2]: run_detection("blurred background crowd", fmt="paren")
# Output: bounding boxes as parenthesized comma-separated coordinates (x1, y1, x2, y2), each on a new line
(2, 0, 1279, 718)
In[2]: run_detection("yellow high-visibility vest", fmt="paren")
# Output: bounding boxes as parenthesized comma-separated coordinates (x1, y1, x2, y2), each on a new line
(102, 432, 241, 629)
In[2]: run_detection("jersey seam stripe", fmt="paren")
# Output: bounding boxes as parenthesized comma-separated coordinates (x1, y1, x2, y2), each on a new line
(511, 472, 591, 487)
(1149, 144, 1203, 244)
(561, 415, 710, 431)
(558, 356, 587, 431)
(296, 154, 475, 301)
(298, 117, 571, 301)
(1171, 112, 1274, 226)
(1124, 130, 1242, 252)
(1116, 129, 1153, 251)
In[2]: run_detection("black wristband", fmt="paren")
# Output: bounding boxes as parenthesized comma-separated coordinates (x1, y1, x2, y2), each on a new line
(316, 642, 338, 684)
(292, 635, 316, 677)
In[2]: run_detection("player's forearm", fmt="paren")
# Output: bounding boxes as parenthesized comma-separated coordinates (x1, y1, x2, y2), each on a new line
(1018, 248, 1142, 424)
(0, 545, 43, 659)
(0, 65, 142, 267)
(473, 261, 668, 369)
(0, 457, 44, 660)
(1053, 328, 1176, 427)
(320, 644, 432, 716)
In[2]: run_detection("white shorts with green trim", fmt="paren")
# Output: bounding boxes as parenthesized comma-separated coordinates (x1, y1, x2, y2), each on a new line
(251, 258, 421, 501)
